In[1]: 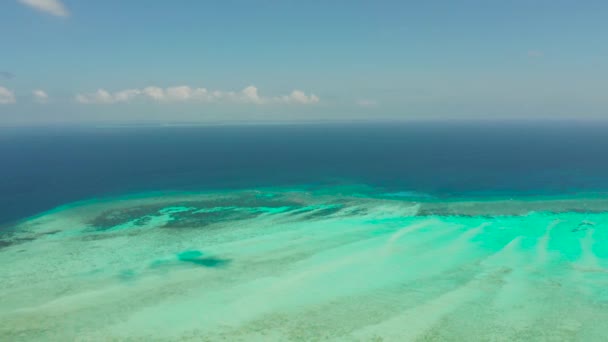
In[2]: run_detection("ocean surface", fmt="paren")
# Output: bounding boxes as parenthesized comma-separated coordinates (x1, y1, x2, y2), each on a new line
(3, 121, 608, 227)
(2, 121, 608, 340)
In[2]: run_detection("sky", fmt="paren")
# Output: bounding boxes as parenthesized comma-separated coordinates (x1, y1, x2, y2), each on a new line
(1, 0, 608, 125)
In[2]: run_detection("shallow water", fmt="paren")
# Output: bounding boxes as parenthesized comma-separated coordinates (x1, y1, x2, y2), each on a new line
(2, 187, 608, 340)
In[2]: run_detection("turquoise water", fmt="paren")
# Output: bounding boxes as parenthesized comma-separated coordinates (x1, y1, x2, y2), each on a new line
(2, 187, 608, 340)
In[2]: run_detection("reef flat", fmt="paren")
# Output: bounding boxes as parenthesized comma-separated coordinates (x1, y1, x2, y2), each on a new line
(2, 188, 608, 341)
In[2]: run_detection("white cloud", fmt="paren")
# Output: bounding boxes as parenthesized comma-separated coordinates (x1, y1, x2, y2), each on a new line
(33, 89, 49, 103)
(242, 86, 263, 104)
(166, 86, 192, 101)
(0, 87, 16, 104)
(18, 0, 69, 17)
(76, 89, 114, 104)
(356, 99, 377, 107)
(281, 90, 320, 104)
(76, 85, 320, 105)
(142, 87, 165, 101)
(114, 89, 141, 102)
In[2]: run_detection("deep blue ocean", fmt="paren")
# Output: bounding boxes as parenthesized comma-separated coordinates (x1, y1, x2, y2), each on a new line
(2, 121, 608, 226)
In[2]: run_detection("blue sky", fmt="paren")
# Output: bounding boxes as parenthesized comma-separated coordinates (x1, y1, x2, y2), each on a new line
(1, 0, 607, 124)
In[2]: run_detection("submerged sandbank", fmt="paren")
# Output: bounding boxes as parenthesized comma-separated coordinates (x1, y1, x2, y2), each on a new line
(1, 188, 608, 340)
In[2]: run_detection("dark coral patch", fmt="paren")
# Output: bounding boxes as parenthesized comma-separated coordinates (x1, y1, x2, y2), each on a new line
(572, 220, 596, 232)
(0, 236, 35, 250)
(89, 195, 303, 231)
(162, 210, 261, 229)
(301, 206, 343, 220)
(89, 205, 166, 231)
(118, 269, 137, 281)
(177, 250, 231, 268)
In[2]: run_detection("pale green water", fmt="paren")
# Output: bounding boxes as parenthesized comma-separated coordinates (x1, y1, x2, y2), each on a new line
(2, 188, 608, 341)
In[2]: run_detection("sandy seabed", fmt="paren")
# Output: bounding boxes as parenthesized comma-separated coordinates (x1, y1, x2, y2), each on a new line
(2, 188, 608, 341)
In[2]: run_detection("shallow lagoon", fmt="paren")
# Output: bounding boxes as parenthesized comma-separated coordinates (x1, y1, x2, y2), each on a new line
(2, 187, 608, 341)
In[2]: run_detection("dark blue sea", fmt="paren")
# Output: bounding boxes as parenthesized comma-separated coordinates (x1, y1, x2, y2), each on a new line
(2, 121, 608, 226)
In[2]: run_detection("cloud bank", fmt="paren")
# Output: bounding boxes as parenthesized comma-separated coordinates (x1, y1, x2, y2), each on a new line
(33, 89, 49, 103)
(0, 87, 16, 104)
(18, 0, 69, 17)
(75, 85, 320, 105)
